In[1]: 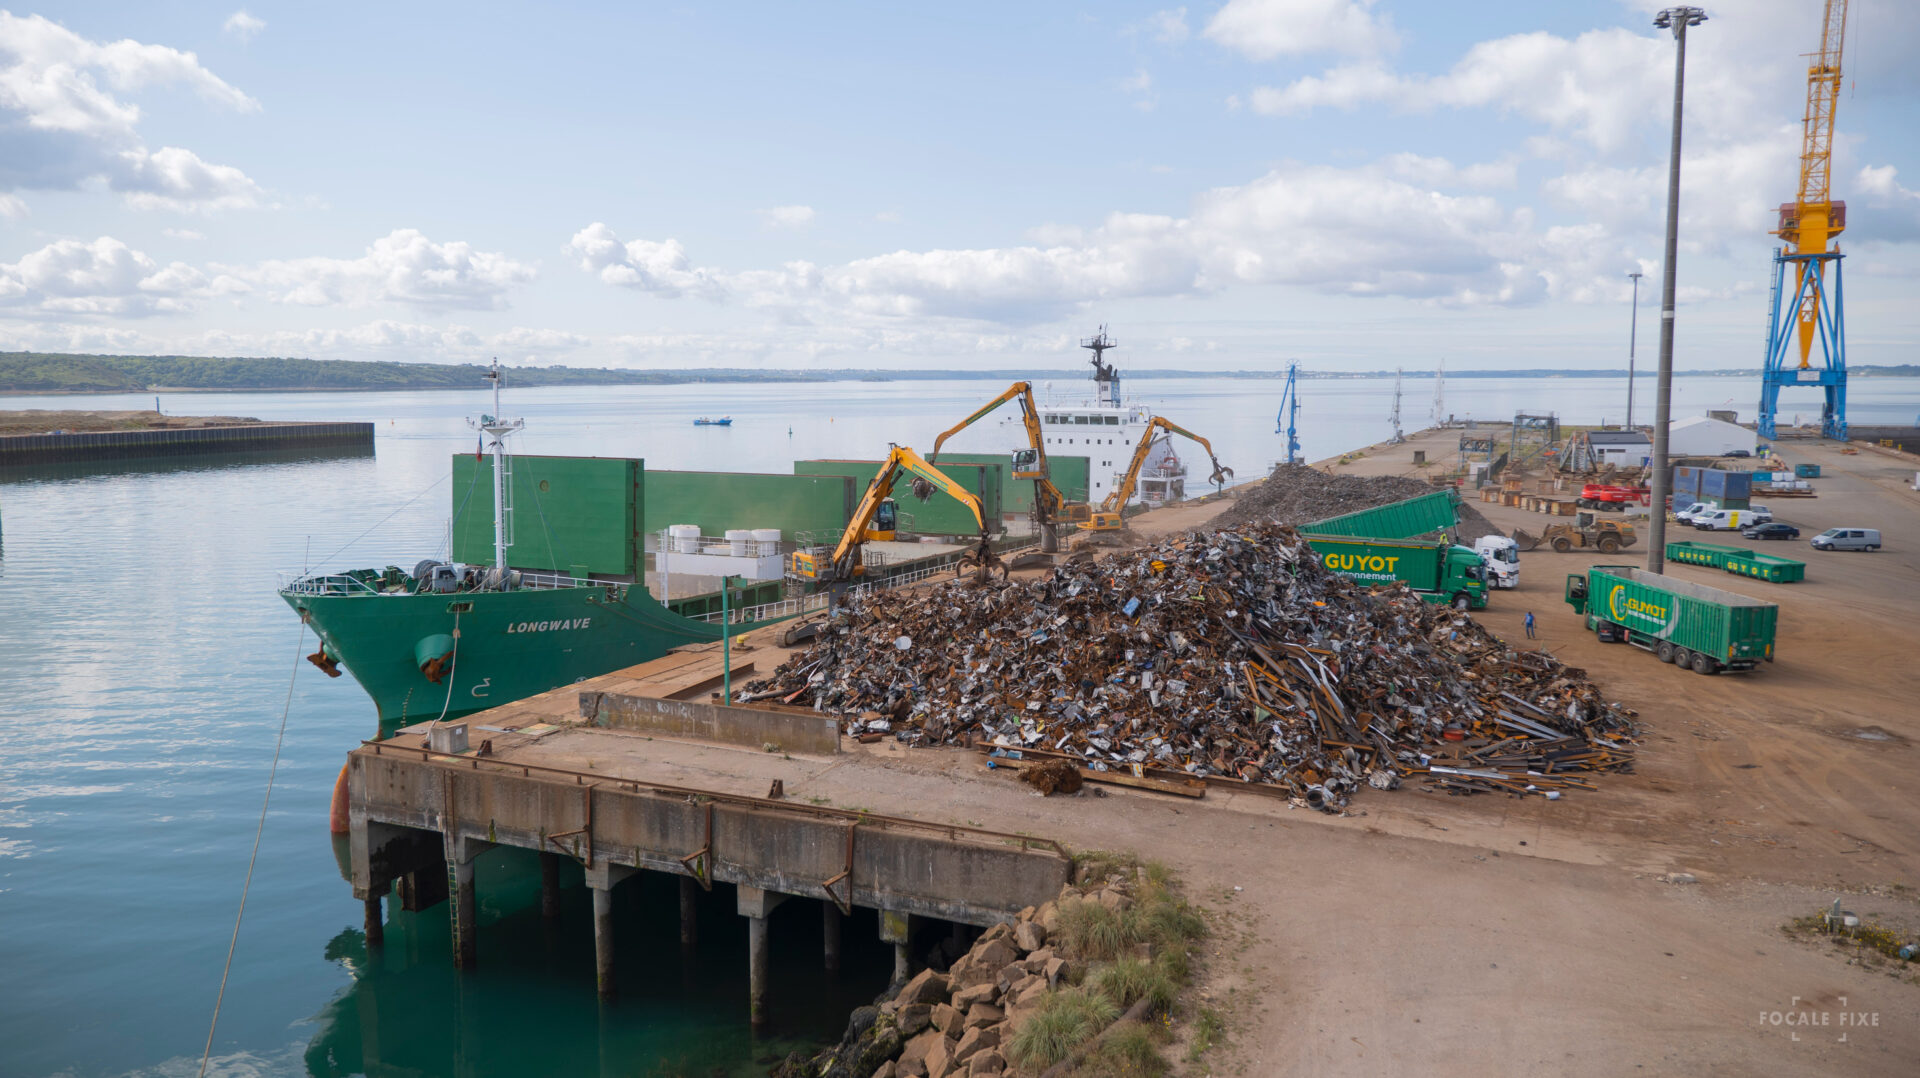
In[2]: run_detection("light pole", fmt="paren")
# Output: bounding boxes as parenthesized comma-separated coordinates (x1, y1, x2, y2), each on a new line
(1646, 5, 1707, 576)
(1626, 271, 1643, 429)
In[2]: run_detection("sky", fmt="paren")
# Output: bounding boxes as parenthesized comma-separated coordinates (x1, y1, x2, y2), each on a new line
(1, 1, 1917, 373)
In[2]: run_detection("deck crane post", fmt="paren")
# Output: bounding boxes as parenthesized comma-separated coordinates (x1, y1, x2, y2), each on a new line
(928, 382, 1092, 554)
(1758, 0, 1850, 441)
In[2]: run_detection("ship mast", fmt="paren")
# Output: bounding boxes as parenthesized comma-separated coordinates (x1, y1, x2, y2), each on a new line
(469, 359, 524, 573)
(1080, 326, 1120, 407)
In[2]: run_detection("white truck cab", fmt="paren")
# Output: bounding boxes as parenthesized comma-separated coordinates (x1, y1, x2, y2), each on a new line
(1473, 535, 1520, 588)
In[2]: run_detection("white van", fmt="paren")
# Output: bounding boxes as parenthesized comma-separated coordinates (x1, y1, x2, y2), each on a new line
(1693, 509, 1751, 531)
(1675, 501, 1712, 524)
(1811, 527, 1881, 552)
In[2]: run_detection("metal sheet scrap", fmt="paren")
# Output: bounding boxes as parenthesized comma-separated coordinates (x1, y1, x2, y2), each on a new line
(742, 523, 1637, 810)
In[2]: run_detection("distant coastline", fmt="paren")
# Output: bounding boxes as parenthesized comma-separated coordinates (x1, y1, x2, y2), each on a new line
(2, 351, 1914, 396)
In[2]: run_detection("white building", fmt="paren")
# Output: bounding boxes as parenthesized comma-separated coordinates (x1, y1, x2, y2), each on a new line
(1585, 429, 1652, 467)
(1668, 415, 1756, 457)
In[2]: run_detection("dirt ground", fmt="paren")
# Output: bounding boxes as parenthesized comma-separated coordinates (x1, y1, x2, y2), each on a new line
(702, 430, 1917, 1075)
(0, 409, 262, 435)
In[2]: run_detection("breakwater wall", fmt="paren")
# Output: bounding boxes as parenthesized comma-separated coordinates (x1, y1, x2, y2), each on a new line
(0, 422, 374, 466)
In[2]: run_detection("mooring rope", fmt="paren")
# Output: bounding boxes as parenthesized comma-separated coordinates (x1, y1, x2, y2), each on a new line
(315, 472, 451, 568)
(430, 610, 463, 727)
(198, 623, 306, 1078)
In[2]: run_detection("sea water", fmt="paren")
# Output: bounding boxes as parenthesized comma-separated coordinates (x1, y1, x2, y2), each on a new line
(3, 374, 1916, 1077)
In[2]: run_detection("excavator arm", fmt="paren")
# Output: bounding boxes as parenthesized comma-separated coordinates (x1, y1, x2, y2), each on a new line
(817, 445, 997, 583)
(928, 382, 1089, 539)
(1090, 417, 1233, 530)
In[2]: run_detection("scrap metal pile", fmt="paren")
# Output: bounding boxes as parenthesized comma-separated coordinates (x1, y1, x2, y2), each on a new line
(745, 523, 1636, 809)
(1217, 463, 1501, 541)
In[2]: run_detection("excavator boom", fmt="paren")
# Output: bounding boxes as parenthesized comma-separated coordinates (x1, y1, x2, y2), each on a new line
(793, 444, 1000, 584)
(1087, 416, 1233, 531)
(929, 382, 1088, 535)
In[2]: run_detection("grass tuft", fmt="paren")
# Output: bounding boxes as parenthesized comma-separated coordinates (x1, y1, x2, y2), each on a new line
(1077, 1022, 1167, 1078)
(1087, 956, 1179, 1015)
(1009, 988, 1122, 1070)
(1185, 1006, 1227, 1063)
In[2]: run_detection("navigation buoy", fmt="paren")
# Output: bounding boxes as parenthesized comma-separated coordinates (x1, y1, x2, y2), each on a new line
(330, 762, 350, 834)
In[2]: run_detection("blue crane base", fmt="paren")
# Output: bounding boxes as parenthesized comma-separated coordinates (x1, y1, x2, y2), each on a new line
(1757, 249, 1847, 442)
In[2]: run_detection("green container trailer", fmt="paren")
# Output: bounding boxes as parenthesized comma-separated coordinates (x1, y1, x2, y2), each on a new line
(1564, 565, 1777, 674)
(1723, 552, 1806, 584)
(1303, 488, 1461, 539)
(1304, 534, 1489, 609)
(1664, 541, 1805, 583)
(1664, 540, 1746, 569)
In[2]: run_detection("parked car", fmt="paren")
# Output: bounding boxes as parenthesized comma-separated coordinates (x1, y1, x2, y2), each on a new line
(1811, 527, 1881, 551)
(1724, 449, 1752, 458)
(1746, 504, 1774, 524)
(1742, 522, 1800, 540)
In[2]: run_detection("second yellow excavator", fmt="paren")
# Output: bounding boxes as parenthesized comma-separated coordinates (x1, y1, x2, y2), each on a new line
(928, 381, 1092, 554)
(789, 444, 1005, 587)
(1084, 417, 1232, 532)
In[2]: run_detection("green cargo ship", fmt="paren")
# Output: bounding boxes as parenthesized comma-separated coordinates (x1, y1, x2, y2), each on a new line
(281, 365, 764, 736)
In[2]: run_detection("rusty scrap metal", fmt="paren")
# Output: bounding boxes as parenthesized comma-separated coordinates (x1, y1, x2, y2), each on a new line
(745, 522, 1636, 811)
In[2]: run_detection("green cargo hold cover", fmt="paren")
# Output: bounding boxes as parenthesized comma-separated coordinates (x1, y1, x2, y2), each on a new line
(452, 454, 641, 577)
(645, 470, 856, 542)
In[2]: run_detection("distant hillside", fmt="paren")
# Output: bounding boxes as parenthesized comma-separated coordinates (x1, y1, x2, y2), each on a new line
(2, 351, 1914, 394)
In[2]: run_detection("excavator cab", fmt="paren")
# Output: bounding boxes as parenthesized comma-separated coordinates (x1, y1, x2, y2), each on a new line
(867, 498, 899, 541)
(1010, 447, 1045, 481)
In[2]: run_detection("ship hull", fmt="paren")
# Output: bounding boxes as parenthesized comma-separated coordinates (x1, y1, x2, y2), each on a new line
(284, 581, 736, 736)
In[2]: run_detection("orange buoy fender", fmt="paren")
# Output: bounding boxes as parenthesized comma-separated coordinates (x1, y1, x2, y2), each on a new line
(329, 762, 351, 834)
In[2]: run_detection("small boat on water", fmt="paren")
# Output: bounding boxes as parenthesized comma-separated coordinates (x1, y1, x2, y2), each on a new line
(693, 416, 733, 426)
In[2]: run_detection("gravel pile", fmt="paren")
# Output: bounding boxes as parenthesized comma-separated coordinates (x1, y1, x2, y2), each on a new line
(1216, 463, 1501, 541)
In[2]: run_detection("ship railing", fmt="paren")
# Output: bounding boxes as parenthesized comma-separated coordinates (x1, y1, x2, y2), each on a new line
(513, 569, 615, 591)
(277, 571, 383, 596)
(646, 533, 784, 558)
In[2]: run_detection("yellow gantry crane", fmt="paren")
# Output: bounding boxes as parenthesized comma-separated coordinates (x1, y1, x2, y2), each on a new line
(1759, 0, 1851, 440)
(789, 444, 1002, 586)
(929, 382, 1092, 553)
(1085, 417, 1232, 532)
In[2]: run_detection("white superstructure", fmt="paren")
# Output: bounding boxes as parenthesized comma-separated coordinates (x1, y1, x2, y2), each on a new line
(996, 327, 1187, 508)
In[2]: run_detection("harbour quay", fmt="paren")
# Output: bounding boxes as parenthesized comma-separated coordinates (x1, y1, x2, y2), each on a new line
(346, 671, 1071, 1029)
(0, 420, 374, 466)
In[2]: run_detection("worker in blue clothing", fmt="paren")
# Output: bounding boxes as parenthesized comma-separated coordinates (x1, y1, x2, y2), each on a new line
(1524, 611, 1537, 639)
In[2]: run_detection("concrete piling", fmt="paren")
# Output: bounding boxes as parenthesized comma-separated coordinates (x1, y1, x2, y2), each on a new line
(450, 859, 477, 968)
(540, 851, 561, 919)
(822, 902, 842, 973)
(679, 876, 699, 954)
(737, 886, 788, 1029)
(363, 893, 384, 946)
(584, 864, 634, 998)
(879, 910, 912, 985)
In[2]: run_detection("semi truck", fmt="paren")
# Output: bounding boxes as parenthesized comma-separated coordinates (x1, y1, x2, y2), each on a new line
(1305, 534, 1489, 610)
(1563, 565, 1778, 675)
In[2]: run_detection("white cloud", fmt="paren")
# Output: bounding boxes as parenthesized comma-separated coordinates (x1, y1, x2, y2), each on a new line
(247, 229, 536, 309)
(1204, 0, 1396, 60)
(112, 146, 264, 212)
(0, 193, 25, 219)
(0, 235, 226, 316)
(0, 12, 263, 211)
(568, 223, 729, 299)
(759, 204, 815, 229)
(1144, 8, 1189, 44)
(163, 227, 204, 240)
(223, 11, 265, 42)
(1383, 153, 1517, 190)
(571, 156, 1662, 321)
(1121, 69, 1156, 111)
(874, 210, 903, 224)
(1855, 165, 1920, 242)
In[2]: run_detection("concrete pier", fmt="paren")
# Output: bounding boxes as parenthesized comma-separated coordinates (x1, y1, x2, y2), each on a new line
(363, 894, 383, 946)
(822, 902, 841, 973)
(540, 851, 561, 919)
(679, 876, 699, 953)
(344, 681, 1071, 1025)
(0, 421, 374, 466)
